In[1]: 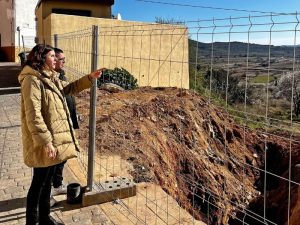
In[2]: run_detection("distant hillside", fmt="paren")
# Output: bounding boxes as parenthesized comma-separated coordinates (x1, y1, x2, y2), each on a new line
(189, 39, 300, 61)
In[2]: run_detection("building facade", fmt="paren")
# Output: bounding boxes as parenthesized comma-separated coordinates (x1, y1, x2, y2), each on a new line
(0, 0, 114, 62)
(0, 0, 38, 62)
(35, 0, 114, 43)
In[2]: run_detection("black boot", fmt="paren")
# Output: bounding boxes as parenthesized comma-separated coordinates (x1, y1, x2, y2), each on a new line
(26, 189, 39, 225)
(39, 215, 64, 225)
(25, 223, 38, 225)
(25, 210, 39, 225)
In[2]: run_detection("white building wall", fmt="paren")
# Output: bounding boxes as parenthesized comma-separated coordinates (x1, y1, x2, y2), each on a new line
(15, 0, 38, 48)
(0, 0, 14, 47)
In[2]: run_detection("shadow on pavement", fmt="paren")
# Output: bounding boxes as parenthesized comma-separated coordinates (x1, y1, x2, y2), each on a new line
(0, 197, 26, 213)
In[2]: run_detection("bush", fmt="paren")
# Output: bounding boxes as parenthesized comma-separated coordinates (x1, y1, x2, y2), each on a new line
(97, 67, 138, 90)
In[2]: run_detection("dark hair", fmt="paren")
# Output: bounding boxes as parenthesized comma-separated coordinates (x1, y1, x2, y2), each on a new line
(25, 44, 54, 72)
(54, 47, 63, 55)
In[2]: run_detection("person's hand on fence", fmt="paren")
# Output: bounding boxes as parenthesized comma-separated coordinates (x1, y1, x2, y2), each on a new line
(44, 142, 57, 160)
(89, 68, 106, 79)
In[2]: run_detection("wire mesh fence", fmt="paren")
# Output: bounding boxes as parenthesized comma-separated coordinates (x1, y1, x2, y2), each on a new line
(20, 11, 300, 225)
(54, 23, 196, 224)
(52, 28, 95, 187)
(187, 12, 300, 225)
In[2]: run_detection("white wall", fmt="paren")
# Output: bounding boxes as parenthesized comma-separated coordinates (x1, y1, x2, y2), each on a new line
(0, 0, 14, 47)
(0, 0, 37, 48)
(15, 0, 38, 48)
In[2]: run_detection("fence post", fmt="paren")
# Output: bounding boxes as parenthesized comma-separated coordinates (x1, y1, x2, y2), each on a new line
(22, 35, 27, 61)
(87, 25, 98, 191)
(54, 34, 58, 48)
(22, 35, 25, 52)
(17, 27, 20, 50)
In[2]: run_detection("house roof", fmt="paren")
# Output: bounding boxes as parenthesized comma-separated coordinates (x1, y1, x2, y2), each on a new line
(36, 0, 115, 10)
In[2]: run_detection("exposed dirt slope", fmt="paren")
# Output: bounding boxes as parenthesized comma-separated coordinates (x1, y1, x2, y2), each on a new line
(76, 87, 300, 225)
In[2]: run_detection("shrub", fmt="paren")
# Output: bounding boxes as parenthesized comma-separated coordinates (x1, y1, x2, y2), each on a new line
(97, 67, 138, 90)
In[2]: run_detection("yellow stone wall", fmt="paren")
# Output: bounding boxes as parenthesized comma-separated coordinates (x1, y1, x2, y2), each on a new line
(36, 4, 44, 45)
(38, 14, 189, 89)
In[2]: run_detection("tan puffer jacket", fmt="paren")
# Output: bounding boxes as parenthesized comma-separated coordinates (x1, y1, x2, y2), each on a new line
(19, 66, 92, 168)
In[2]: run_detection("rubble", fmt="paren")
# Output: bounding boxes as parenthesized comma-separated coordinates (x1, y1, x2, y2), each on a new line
(77, 87, 300, 225)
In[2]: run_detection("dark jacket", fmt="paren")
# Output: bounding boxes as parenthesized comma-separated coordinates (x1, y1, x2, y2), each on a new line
(58, 70, 79, 129)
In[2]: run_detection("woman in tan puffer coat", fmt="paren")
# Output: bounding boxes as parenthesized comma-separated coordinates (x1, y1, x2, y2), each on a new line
(19, 44, 103, 225)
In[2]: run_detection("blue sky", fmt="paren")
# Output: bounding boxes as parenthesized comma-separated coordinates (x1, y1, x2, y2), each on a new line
(112, 0, 300, 45)
(113, 0, 299, 22)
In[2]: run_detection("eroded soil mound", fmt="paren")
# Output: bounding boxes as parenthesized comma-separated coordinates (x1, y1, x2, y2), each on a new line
(76, 87, 300, 225)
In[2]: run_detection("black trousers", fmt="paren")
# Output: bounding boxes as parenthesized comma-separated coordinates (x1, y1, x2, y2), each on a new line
(26, 165, 56, 224)
(52, 161, 66, 188)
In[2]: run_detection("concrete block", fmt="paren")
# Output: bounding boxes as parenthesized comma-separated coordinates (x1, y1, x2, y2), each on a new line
(82, 177, 136, 207)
